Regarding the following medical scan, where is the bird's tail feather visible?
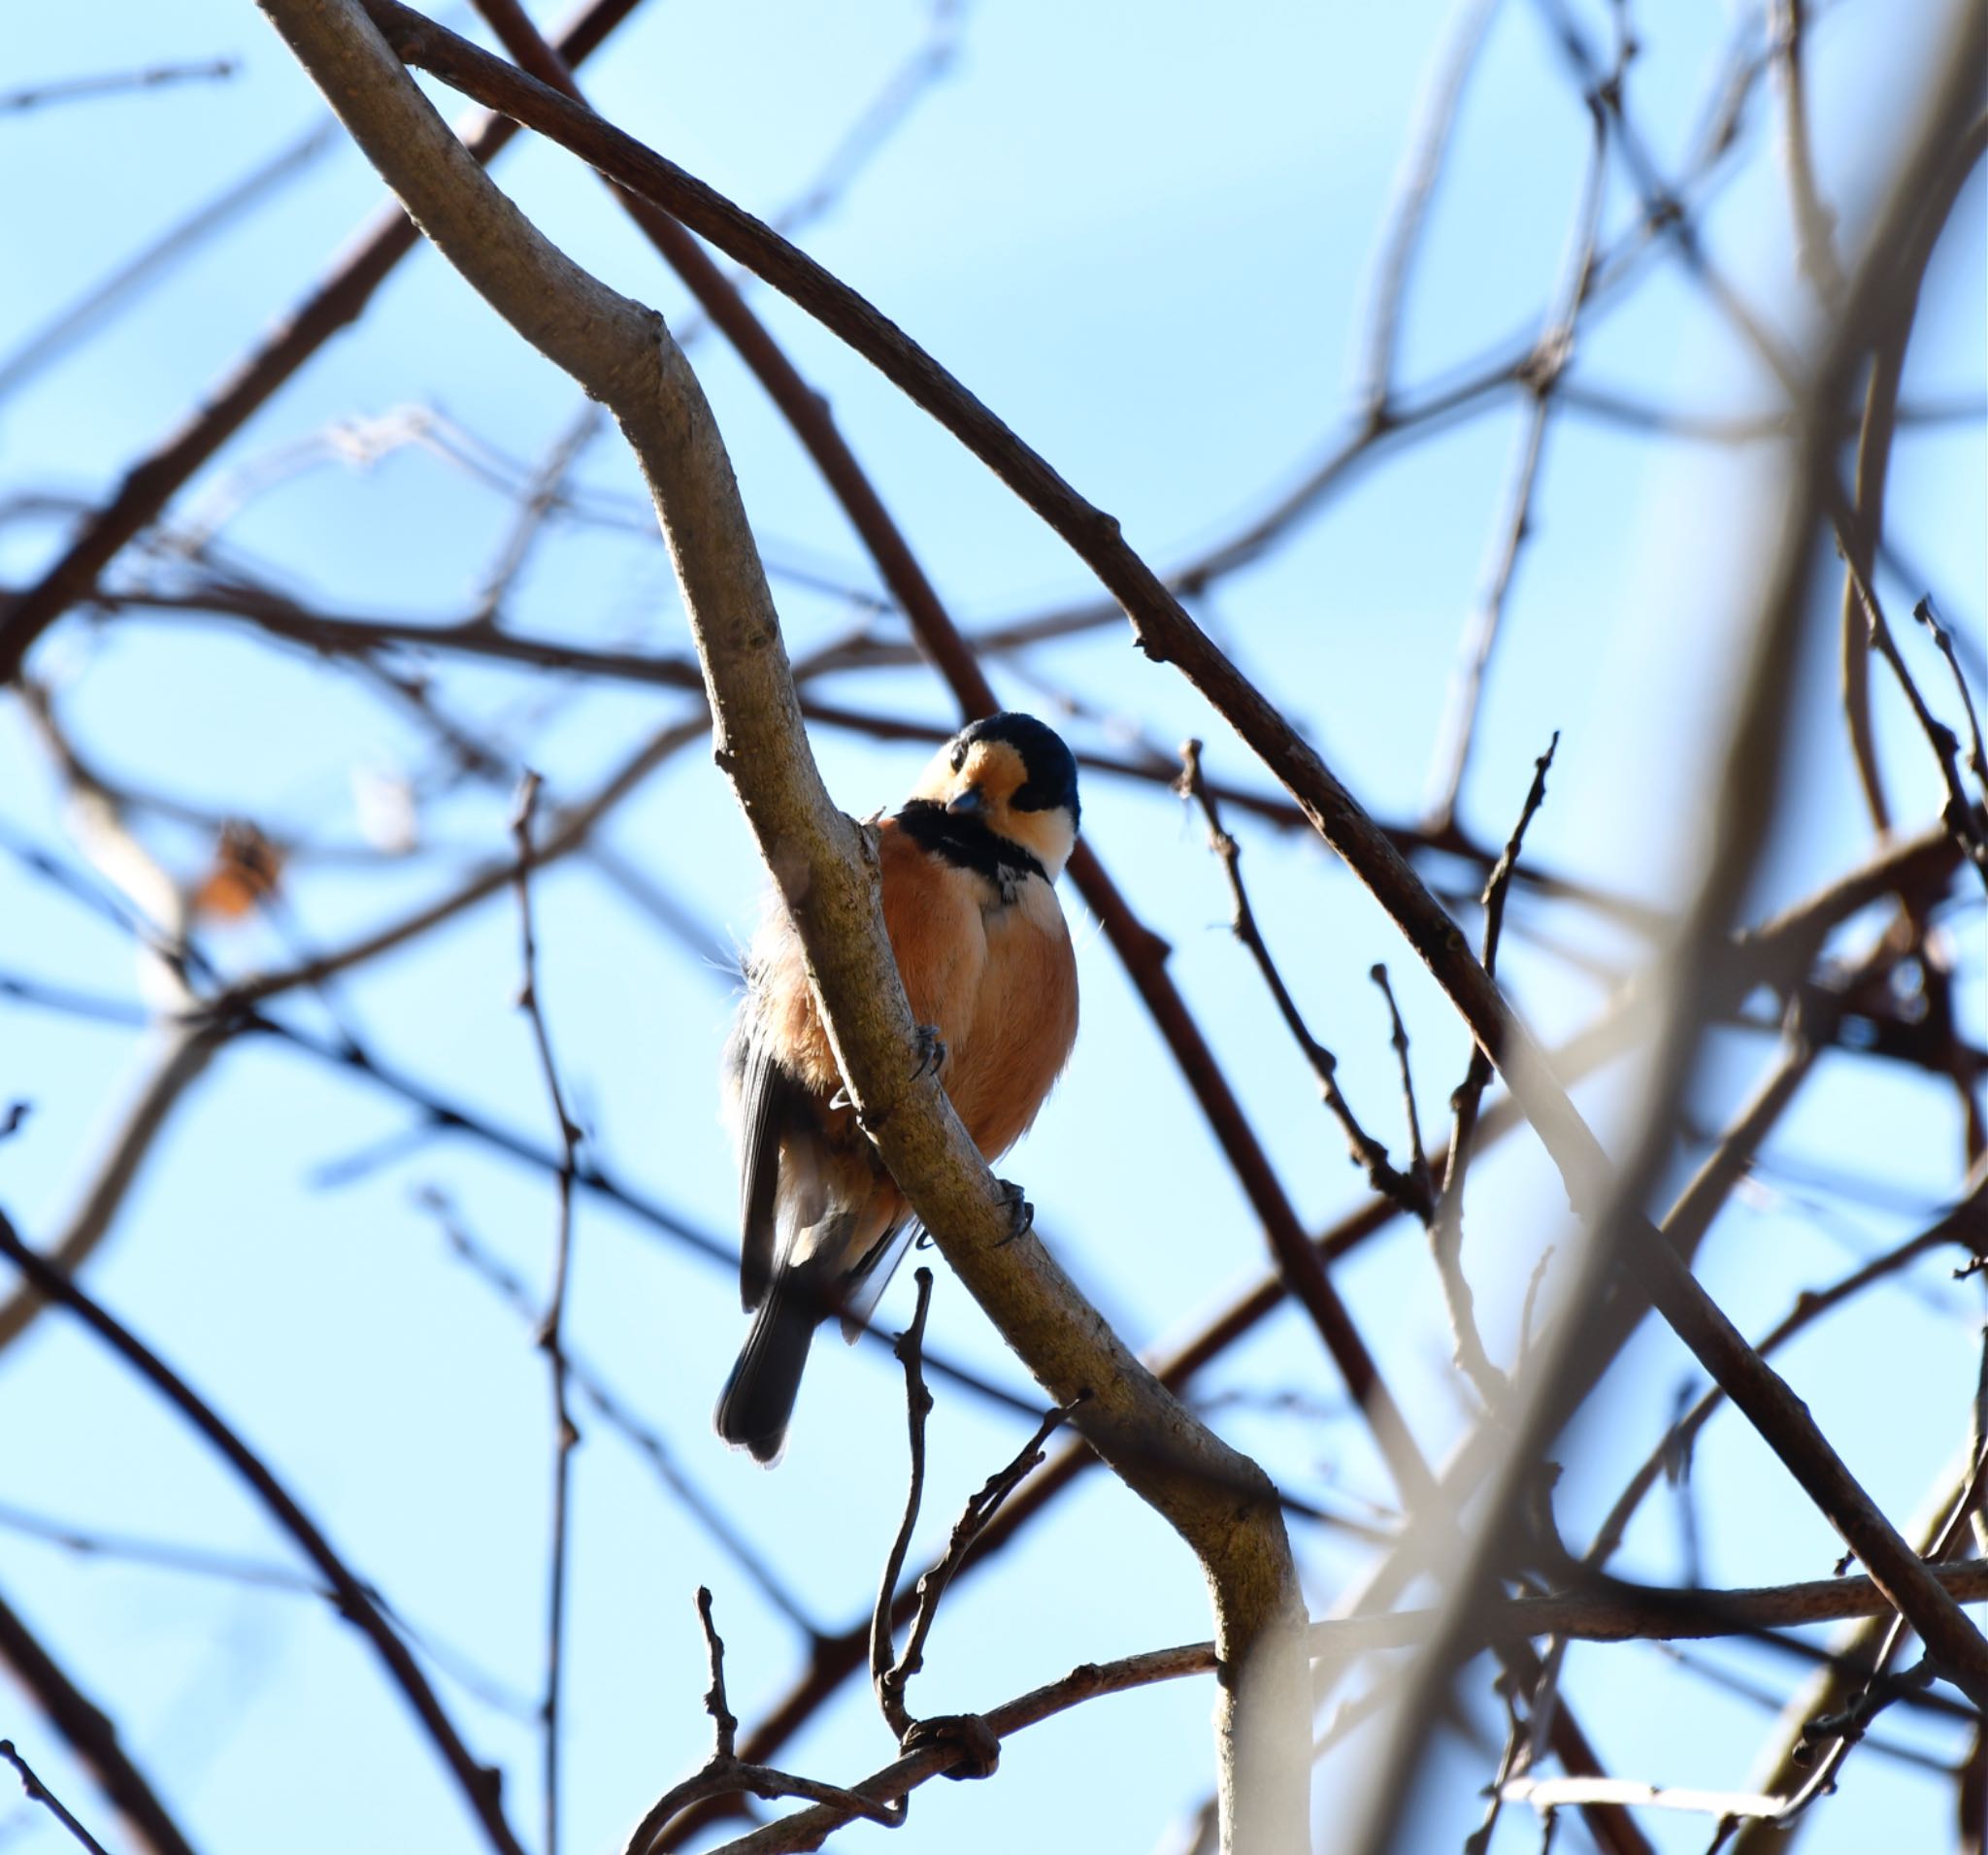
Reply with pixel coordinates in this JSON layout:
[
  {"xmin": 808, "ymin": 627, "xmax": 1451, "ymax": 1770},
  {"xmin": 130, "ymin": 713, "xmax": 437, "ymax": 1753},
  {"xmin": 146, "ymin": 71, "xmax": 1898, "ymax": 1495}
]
[{"xmin": 714, "ymin": 1271, "xmax": 821, "ymax": 1465}]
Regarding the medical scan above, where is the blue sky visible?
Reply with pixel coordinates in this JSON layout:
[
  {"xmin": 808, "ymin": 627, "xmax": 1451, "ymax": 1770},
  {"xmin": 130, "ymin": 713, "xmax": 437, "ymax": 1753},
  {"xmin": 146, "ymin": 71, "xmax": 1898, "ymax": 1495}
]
[{"xmin": 1, "ymin": 2, "xmax": 1983, "ymax": 1852}]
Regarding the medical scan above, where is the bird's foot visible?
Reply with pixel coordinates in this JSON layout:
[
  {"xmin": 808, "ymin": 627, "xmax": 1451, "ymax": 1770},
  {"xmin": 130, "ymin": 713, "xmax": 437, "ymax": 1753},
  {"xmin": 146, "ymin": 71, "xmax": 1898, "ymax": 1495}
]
[
  {"xmin": 994, "ymin": 1178, "xmax": 1034, "ymax": 1247},
  {"xmin": 911, "ymin": 1024, "xmax": 946, "ymax": 1080}
]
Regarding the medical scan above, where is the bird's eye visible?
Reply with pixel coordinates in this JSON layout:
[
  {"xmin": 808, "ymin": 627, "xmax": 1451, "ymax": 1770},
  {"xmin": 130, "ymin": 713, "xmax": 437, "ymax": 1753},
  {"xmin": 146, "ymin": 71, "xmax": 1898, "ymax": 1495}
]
[{"xmin": 949, "ymin": 743, "xmax": 968, "ymax": 774}]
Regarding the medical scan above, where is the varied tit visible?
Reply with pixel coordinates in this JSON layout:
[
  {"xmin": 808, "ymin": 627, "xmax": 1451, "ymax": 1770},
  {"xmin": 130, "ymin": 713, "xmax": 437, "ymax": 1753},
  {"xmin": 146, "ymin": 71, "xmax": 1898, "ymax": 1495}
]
[{"xmin": 715, "ymin": 712, "xmax": 1081, "ymax": 1464}]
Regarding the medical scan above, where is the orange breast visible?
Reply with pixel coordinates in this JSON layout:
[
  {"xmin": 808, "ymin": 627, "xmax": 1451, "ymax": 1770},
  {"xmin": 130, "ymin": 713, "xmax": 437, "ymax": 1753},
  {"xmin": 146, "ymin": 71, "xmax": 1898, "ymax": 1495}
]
[
  {"xmin": 746, "ymin": 820, "xmax": 1078, "ymax": 1160},
  {"xmin": 878, "ymin": 820, "xmax": 1077, "ymax": 1160}
]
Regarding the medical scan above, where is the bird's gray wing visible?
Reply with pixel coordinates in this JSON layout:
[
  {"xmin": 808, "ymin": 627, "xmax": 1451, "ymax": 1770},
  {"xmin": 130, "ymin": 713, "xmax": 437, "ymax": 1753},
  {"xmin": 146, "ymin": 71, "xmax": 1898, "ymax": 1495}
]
[{"xmin": 730, "ymin": 1019, "xmax": 806, "ymax": 1312}]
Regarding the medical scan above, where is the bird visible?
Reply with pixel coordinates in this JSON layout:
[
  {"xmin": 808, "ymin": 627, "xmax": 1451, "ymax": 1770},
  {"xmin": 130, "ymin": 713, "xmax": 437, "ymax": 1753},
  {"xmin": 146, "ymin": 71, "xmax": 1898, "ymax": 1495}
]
[{"xmin": 714, "ymin": 712, "xmax": 1081, "ymax": 1463}]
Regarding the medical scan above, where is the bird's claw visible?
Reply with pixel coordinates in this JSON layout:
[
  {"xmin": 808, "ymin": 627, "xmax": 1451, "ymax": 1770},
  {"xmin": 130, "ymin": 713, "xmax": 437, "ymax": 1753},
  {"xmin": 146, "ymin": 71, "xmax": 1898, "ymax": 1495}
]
[
  {"xmin": 994, "ymin": 1179, "xmax": 1034, "ymax": 1247},
  {"xmin": 911, "ymin": 1024, "xmax": 946, "ymax": 1081}
]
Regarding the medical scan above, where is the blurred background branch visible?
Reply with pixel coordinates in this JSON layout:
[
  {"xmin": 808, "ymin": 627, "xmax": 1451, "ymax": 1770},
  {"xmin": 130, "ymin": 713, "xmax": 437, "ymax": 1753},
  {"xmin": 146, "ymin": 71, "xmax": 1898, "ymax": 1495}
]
[{"xmin": 0, "ymin": 0, "xmax": 1980, "ymax": 1851}]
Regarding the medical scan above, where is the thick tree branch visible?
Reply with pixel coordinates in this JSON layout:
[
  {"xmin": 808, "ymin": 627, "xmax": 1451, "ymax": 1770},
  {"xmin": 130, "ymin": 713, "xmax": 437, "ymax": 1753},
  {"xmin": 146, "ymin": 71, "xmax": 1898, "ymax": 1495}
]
[
  {"xmin": 252, "ymin": 4, "xmax": 1310, "ymax": 1845},
  {"xmin": 465, "ymin": 0, "xmax": 1437, "ymax": 1508}
]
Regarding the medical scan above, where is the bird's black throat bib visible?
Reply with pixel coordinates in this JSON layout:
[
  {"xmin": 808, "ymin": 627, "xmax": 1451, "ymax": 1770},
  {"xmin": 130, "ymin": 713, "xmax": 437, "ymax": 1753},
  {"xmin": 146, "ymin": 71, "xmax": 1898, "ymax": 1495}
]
[{"xmin": 893, "ymin": 800, "xmax": 1046, "ymax": 902}]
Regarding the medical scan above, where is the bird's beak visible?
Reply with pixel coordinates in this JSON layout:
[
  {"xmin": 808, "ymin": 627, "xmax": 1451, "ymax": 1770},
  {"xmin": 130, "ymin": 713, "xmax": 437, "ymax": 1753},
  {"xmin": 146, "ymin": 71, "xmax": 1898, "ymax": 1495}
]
[{"xmin": 946, "ymin": 785, "xmax": 985, "ymax": 816}]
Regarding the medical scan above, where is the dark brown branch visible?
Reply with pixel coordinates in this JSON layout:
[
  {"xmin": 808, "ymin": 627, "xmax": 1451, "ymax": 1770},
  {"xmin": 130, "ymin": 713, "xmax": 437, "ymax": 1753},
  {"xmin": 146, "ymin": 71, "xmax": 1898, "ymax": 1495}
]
[
  {"xmin": 1176, "ymin": 740, "xmax": 1428, "ymax": 1219},
  {"xmin": 0, "ymin": 1739, "xmax": 113, "ymax": 1855},
  {"xmin": 72, "ymin": 558, "xmax": 1668, "ymax": 935},
  {"xmin": 621, "ymin": 1592, "xmax": 905, "ymax": 1855},
  {"xmin": 697, "ymin": 1587, "xmax": 740, "ymax": 1759},
  {"xmin": 0, "ymin": 0, "xmax": 650, "ymax": 685},
  {"xmin": 0, "ymin": 1581, "xmax": 200, "ymax": 1855},
  {"xmin": 0, "ymin": 1209, "xmax": 524, "ymax": 1854},
  {"xmin": 1356, "ymin": 1563, "xmax": 1988, "ymax": 1654},
  {"xmin": 871, "ymin": 1270, "xmax": 938, "ymax": 1744},
  {"xmin": 66, "ymin": 578, "xmax": 1672, "ymax": 925},
  {"xmin": 699, "ymin": 1561, "xmax": 1988, "ymax": 1855},
  {"xmin": 1366, "ymin": 964, "xmax": 1434, "ymax": 1212},
  {"xmin": 1587, "ymin": 1162, "xmax": 1988, "ymax": 1568},
  {"xmin": 889, "ymin": 1399, "xmax": 1080, "ymax": 1757}
]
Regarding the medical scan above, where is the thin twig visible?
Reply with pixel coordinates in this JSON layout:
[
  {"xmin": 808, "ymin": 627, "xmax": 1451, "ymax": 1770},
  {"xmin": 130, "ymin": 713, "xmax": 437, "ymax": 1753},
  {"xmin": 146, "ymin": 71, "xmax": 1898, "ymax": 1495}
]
[
  {"xmin": 510, "ymin": 769, "xmax": 582, "ymax": 1855},
  {"xmin": 0, "ymin": 1741, "xmax": 113, "ymax": 1855},
  {"xmin": 872, "ymin": 1269, "xmax": 938, "ymax": 1743},
  {"xmin": 1771, "ymin": 1, "xmax": 1844, "ymax": 308},
  {"xmin": 1463, "ymin": 1677, "xmax": 1527, "ymax": 1855},
  {"xmin": 697, "ymin": 1588, "xmax": 739, "ymax": 1761},
  {"xmin": 1359, "ymin": 0, "xmax": 1499, "ymax": 416},
  {"xmin": 1973, "ymin": 1323, "xmax": 1988, "ymax": 1559},
  {"xmin": 1426, "ymin": 734, "xmax": 1559, "ymax": 1400},
  {"xmin": 1914, "ymin": 596, "xmax": 1988, "ymax": 801},
  {"xmin": 889, "ymin": 1395, "xmax": 1086, "ymax": 1739},
  {"xmin": 1177, "ymin": 740, "xmax": 1429, "ymax": 1219},
  {"xmin": 470, "ymin": 405, "xmax": 604, "ymax": 626},
  {"xmin": 1366, "ymin": 965, "xmax": 1434, "ymax": 1211},
  {"xmin": 0, "ymin": 59, "xmax": 236, "ymax": 114},
  {"xmin": 1831, "ymin": 492, "xmax": 1988, "ymax": 889},
  {"xmin": 620, "ymin": 1591, "xmax": 906, "ymax": 1855},
  {"xmin": 1422, "ymin": 23, "xmax": 1609, "ymax": 827}
]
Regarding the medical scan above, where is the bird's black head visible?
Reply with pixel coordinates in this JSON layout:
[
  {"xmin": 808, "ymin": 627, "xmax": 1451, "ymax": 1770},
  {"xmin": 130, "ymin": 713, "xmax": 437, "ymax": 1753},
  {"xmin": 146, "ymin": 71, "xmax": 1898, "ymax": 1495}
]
[
  {"xmin": 906, "ymin": 711, "xmax": 1081, "ymax": 880},
  {"xmin": 948, "ymin": 712, "xmax": 1080, "ymax": 831}
]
